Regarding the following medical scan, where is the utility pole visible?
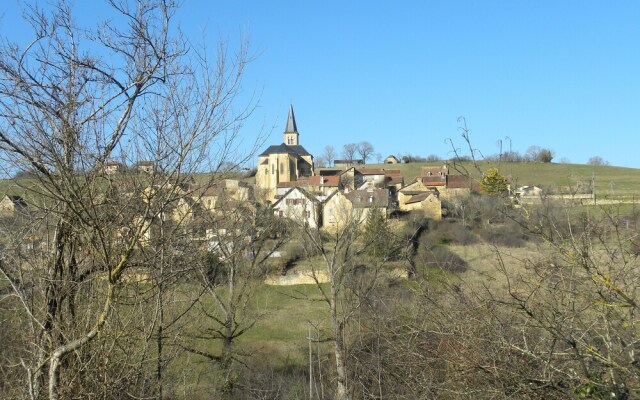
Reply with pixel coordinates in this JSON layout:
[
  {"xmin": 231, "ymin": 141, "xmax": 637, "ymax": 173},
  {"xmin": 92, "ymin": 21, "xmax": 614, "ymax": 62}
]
[
  {"xmin": 592, "ymin": 171, "xmax": 596, "ymax": 205},
  {"xmin": 308, "ymin": 322, "xmax": 314, "ymax": 399}
]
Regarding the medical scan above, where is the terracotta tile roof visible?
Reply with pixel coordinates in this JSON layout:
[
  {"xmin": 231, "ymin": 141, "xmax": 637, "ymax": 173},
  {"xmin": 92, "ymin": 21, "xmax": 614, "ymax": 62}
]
[
  {"xmin": 420, "ymin": 177, "xmax": 446, "ymax": 186},
  {"xmin": 446, "ymin": 175, "xmax": 472, "ymax": 188},
  {"xmin": 308, "ymin": 175, "xmax": 340, "ymax": 186},
  {"xmin": 405, "ymin": 192, "xmax": 437, "ymax": 204},
  {"xmin": 356, "ymin": 168, "xmax": 386, "ymax": 175},
  {"xmin": 401, "ymin": 190, "xmax": 429, "ymax": 196},
  {"xmin": 421, "ymin": 165, "xmax": 449, "ymax": 176},
  {"xmin": 385, "ymin": 176, "xmax": 404, "ymax": 187}
]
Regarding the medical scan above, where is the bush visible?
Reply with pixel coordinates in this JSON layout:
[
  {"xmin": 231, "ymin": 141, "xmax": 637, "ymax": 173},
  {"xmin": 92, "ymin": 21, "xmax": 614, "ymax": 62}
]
[
  {"xmin": 417, "ymin": 245, "xmax": 468, "ymax": 273},
  {"xmin": 538, "ymin": 148, "xmax": 554, "ymax": 163},
  {"xmin": 477, "ymin": 222, "xmax": 528, "ymax": 247},
  {"xmin": 421, "ymin": 219, "xmax": 477, "ymax": 246}
]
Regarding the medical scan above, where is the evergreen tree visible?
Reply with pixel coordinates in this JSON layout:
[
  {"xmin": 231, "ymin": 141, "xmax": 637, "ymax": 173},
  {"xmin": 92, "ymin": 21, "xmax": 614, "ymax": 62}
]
[
  {"xmin": 363, "ymin": 208, "xmax": 395, "ymax": 258},
  {"xmin": 480, "ymin": 168, "xmax": 508, "ymax": 196}
]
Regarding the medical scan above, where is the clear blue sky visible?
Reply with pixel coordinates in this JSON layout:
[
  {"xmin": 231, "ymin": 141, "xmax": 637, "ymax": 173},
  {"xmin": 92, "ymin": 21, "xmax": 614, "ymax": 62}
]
[{"xmin": 2, "ymin": 1, "xmax": 640, "ymax": 168}]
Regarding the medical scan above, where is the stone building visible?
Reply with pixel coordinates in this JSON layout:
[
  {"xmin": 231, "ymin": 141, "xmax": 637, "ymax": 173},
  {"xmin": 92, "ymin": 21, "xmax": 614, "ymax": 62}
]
[{"xmin": 255, "ymin": 105, "xmax": 314, "ymax": 202}]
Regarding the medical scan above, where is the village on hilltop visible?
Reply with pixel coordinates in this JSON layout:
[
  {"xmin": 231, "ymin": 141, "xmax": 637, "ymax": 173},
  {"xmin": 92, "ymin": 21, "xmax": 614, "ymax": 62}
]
[
  {"xmin": 0, "ymin": 105, "xmax": 513, "ymax": 236},
  {"xmin": 2, "ymin": 105, "xmax": 568, "ymax": 249},
  {"xmin": 254, "ymin": 105, "xmax": 478, "ymax": 229}
]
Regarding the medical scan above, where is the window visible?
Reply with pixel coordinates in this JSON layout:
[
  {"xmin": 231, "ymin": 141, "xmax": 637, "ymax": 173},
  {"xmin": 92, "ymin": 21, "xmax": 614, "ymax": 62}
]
[
  {"xmin": 285, "ymin": 198, "xmax": 306, "ymax": 206},
  {"xmin": 280, "ymin": 163, "xmax": 284, "ymax": 174},
  {"xmin": 271, "ymin": 164, "xmax": 275, "ymax": 174}
]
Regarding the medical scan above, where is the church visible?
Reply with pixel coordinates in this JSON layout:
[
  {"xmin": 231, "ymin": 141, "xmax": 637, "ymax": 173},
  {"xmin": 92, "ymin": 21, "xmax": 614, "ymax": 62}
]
[{"xmin": 255, "ymin": 105, "xmax": 314, "ymax": 202}]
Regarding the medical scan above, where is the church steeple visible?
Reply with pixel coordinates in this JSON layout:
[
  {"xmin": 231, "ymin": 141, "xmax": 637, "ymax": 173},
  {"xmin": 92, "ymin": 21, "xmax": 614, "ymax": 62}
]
[{"xmin": 284, "ymin": 104, "xmax": 299, "ymax": 146}]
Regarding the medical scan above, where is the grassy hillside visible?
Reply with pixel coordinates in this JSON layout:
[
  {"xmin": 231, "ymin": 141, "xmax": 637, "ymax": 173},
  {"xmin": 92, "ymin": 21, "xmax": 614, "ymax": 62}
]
[
  {"xmin": 5, "ymin": 162, "xmax": 637, "ymax": 199},
  {"xmin": 337, "ymin": 161, "xmax": 640, "ymax": 198}
]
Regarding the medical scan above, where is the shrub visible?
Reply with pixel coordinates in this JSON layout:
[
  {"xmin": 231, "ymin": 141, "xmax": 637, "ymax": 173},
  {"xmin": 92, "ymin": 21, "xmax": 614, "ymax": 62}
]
[
  {"xmin": 421, "ymin": 220, "xmax": 477, "ymax": 246},
  {"xmin": 477, "ymin": 222, "xmax": 528, "ymax": 247}
]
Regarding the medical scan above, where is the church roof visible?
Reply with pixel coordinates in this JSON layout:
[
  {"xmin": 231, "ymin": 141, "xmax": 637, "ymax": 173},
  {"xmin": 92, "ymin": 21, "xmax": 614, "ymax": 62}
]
[
  {"xmin": 258, "ymin": 143, "xmax": 311, "ymax": 157},
  {"xmin": 285, "ymin": 104, "xmax": 298, "ymax": 133}
]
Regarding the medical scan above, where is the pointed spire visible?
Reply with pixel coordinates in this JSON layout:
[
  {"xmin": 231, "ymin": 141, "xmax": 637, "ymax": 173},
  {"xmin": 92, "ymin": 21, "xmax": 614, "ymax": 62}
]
[{"xmin": 285, "ymin": 104, "xmax": 298, "ymax": 133}]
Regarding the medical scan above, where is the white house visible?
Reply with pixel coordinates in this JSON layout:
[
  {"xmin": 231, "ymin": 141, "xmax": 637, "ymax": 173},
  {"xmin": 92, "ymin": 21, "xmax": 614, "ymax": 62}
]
[{"xmin": 273, "ymin": 187, "xmax": 321, "ymax": 228}]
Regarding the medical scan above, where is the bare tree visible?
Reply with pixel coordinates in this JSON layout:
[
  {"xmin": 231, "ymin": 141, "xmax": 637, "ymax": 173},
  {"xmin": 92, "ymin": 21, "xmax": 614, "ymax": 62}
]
[
  {"xmin": 322, "ymin": 145, "xmax": 337, "ymax": 167},
  {"xmin": 314, "ymin": 156, "xmax": 328, "ymax": 168},
  {"xmin": 0, "ymin": 1, "xmax": 253, "ymax": 398},
  {"xmin": 482, "ymin": 203, "xmax": 640, "ymax": 398},
  {"xmin": 587, "ymin": 156, "xmax": 609, "ymax": 166},
  {"xmin": 182, "ymin": 204, "xmax": 290, "ymax": 396},
  {"xmin": 357, "ymin": 141, "xmax": 374, "ymax": 164},
  {"xmin": 300, "ymin": 207, "xmax": 398, "ymax": 400},
  {"xmin": 525, "ymin": 145, "xmax": 554, "ymax": 162},
  {"xmin": 525, "ymin": 145, "xmax": 542, "ymax": 162},
  {"xmin": 342, "ymin": 143, "xmax": 358, "ymax": 163}
]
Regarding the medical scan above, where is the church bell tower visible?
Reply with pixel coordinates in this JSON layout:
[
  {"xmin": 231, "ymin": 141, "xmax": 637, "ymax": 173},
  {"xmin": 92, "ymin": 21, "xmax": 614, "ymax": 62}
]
[{"xmin": 283, "ymin": 104, "xmax": 299, "ymax": 145}]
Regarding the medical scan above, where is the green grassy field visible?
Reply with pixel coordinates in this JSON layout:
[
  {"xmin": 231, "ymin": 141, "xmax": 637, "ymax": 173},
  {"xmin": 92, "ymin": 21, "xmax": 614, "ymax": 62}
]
[{"xmin": 337, "ymin": 160, "xmax": 640, "ymax": 198}]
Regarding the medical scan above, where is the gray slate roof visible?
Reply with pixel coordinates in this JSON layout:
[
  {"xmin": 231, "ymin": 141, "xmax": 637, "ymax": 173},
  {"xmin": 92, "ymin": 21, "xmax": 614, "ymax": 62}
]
[
  {"xmin": 285, "ymin": 104, "xmax": 298, "ymax": 133},
  {"xmin": 258, "ymin": 143, "xmax": 311, "ymax": 157}
]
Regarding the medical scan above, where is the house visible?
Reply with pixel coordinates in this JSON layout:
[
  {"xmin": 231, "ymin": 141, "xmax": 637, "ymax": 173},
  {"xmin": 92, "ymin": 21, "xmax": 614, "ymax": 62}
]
[
  {"xmin": 408, "ymin": 165, "xmax": 476, "ymax": 206},
  {"xmin": 275, "ymin": 179, "xmax": 309, "ymax": 198},
  {"xmin": 102, "ymin": 161, "xmax": 123, "ymax": 175},
  {"xmin": 515, "ymin": 185, "xmax": 544, "ymax": 204},
  {"xmin": 384, "ymin": 172, "xmax": 404, "ymax": 192},
  {"xmin": 308, "ymin": 175, "xmax": 341, "ymax": 198},
  {"xmin": 439, "ymin": 175, "xmax": 474, "ymax": 202},
  {"xmin": 271, "ymin": 174, "xmax": 342, "ymax": 202},
  {"xmin": 322, "ymin": 191, "xmax": 355, "ymax": 232},
  {"xmin": 355, "ymin": 168, "xmax": 387, "ymax": 187},
  {"xmin": 255, "ymin": 105, "xmax": 315, "ymax": 202},
  {"xmin": 338, "ymin": 167, "xmax": 357, "ymax": 190},
  {"xmin": 136, "ymin": 161, "xmax": 155, "ymax": 174},
  {"xmin": 322, "ymin": 188, "xmax": 389, "ymax": 232},
  {"xmin": 516, "ymin": 185, "xmax": 543, "ymax": 197},
  {"xmin": 273, "ymin": 187, "xmax": 321, "ymax": 228},
  {"xmin": 421, "ymin": 165, "xmax": 449, "ymax": 177},
  {"xmin": 384, "ymin": 155, "xmax": 400, "ymax": 164},
  {"xmin": 399, "ymin": 190, "xmax": 442, "ymax": 219},
  {"xmin": 0, "ymin": 194, "xmax": 27, "ymax": 216},
  {"xmin": 398, "ymin": 179, "xmax": 433, "ymax": 207},
  {"xmin": 194, "ymin": 179, "xmax": 252, "ymax": 212},
  {"xmin": 345, "ymin": 188, "xmax": 390, "ymax": 213}
]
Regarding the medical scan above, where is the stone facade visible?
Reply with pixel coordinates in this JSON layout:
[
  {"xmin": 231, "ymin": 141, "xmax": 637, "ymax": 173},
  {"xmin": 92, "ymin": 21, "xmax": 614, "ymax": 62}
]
[{"xmin": 255, "ymin": 105, "xmax": 314, "ymax": 202}]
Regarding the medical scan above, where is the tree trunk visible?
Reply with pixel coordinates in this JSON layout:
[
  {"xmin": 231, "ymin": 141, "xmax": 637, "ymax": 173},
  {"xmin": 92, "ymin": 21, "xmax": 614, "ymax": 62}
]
[{"xmin": 331, "ymin": 278, "xmax": 349, "ymax": 400}]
